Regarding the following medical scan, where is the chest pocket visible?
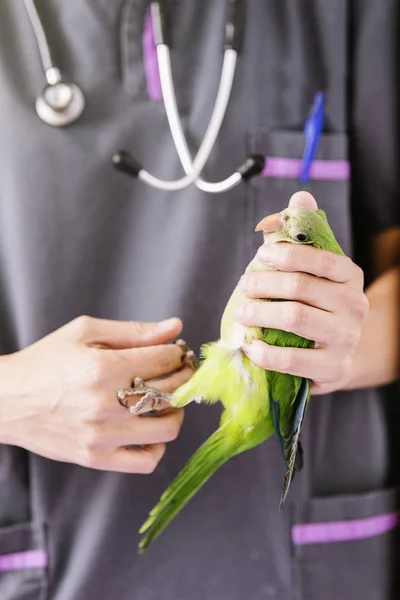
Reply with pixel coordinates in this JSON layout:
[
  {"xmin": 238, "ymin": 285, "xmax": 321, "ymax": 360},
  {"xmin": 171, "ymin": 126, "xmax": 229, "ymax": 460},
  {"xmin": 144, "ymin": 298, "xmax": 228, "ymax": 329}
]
[
  {"xmin": 0, "ymin": 522, "xmax": 48, "ymax": 600},
  {"xmin": 245, "ymin": 129, "xmax": 351, "ymax": 260},
  {"xmin": 291, "ymin": 485, "xmax": 400, "ymax": 600}
]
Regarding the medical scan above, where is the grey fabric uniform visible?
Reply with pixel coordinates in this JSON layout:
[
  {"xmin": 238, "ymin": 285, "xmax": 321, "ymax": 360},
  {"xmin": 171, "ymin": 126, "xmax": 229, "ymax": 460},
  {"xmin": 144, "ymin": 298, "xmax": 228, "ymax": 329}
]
[{"xmin": 0, "ymin": 1, "xmax": 400, "ymax": 599}]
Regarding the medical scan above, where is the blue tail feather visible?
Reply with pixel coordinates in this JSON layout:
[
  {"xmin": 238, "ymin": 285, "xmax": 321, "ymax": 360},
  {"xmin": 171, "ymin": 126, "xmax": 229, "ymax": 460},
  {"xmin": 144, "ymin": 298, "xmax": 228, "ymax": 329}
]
[{"xmin": 279, "ymin": 378, "xmax": 310, "ymax": 508}]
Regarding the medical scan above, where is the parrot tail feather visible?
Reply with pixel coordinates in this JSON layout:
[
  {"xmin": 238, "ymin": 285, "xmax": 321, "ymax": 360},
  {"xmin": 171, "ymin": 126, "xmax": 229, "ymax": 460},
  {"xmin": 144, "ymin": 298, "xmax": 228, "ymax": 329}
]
[
  {"xmin": 138, "ymin": 419, "xmax": 245, "ymax": 551},
  {"xmin": 271, "ymin": 400, "xmax": 304, "ymax": 475},
  {"xmin": 270, "ymin": 399, "xmax": 284, "ymax": 457},
  {"xmin": 279, "ymin": 378, "xmax": 310, "ymax": 508}
]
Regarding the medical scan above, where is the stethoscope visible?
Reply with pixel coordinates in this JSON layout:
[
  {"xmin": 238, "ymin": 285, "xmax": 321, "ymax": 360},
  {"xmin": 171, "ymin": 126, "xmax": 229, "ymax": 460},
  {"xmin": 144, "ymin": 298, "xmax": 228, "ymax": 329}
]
[
  {"xmin": 22, "ymin": 0, "xmax": 86, "ymax": 127},
  {"xmin": 113, "ymin": 1, "xmax": 266, "ymax": 192},
  {"xmin": 23, "ymin": 0, "xmax": 324, "ymax": 192}
]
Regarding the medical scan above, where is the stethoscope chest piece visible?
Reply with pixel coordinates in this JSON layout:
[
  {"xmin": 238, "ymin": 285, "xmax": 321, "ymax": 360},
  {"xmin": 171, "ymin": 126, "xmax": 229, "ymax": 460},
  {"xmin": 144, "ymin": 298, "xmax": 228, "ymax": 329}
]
[{"xmin": 36, "ymin": 81, "xmax": 85, "ymax": 127}]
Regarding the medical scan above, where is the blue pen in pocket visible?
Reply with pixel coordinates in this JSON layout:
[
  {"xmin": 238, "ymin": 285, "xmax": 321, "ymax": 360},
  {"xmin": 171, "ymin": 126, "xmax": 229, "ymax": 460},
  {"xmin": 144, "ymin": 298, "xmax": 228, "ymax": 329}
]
[{"xmin": 299, "ymin": 92, "xmax": 325, "ymax": 183}]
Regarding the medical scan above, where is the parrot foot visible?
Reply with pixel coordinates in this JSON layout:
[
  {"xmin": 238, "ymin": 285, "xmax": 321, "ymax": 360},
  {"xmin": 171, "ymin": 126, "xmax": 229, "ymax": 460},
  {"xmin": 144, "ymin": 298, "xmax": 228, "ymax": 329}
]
[
  {"xmin": 174, "ymin": 339, "xmax": 200, "ymax": 371},
  {"xmin": 117, "ymin": 377, "xmax": 172, "ymax": 415}
]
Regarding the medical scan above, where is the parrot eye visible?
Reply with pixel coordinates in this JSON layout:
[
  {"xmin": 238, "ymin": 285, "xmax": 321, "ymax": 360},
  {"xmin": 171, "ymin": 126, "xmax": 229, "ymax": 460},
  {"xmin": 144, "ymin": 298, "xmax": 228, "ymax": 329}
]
[{"xmin": 295, "ymin": 232, "xmax": 308, "ymax": 242}]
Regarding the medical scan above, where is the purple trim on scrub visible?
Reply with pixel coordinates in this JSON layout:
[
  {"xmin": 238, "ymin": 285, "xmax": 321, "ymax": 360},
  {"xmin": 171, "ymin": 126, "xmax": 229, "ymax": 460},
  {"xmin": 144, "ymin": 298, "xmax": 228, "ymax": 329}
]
[
  {"xmin": 142, "ymin": 8, "xmax": 162, "ymax": 100},
  {"xmin": 292, "ymin": 512, "xmax": 400, "ymax": 545},
  {"xmin": 0, "ymin": 550, "xmax": 47, "ymax": 572},
  {"xmin": 262, "ymin": 157, "xmax": 350, "ymax": 181}
]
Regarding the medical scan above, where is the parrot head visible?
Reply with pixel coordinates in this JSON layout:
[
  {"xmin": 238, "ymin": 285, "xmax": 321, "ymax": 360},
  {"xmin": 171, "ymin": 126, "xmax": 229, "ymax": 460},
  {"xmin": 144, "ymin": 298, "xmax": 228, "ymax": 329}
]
[{"xmin": 255, "ymin": 206, "xmax": 341, "ymax": 252}]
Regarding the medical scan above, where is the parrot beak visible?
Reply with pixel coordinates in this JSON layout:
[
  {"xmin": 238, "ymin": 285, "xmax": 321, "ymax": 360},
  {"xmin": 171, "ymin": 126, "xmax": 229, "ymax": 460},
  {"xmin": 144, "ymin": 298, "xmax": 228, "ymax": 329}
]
[{"xmin": 255, "ymin": 213, "xmax": 285, "ymax": 233}]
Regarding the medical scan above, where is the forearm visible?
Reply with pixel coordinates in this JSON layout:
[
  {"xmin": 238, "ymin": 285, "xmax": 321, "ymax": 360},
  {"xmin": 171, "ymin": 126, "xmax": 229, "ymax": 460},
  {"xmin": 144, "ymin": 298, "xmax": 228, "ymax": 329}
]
[
  {"xmin": 343, "ymin": 266, "xmax": 400, "ymax": 390},
  {"xmin": 0, "ymin": 353, "xmax": 18, "ymax": 445}
]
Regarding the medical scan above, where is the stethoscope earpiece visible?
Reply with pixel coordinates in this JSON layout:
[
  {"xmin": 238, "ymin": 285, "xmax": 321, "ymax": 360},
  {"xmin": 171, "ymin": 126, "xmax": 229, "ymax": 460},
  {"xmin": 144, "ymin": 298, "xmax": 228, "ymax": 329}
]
[
  {"xmin": 112, "ymin": 151, "xmax": 143, "ymax": 178},
  {"xmin": 238, "ymin": 155, "xmax": 266, "ymax": 180}
]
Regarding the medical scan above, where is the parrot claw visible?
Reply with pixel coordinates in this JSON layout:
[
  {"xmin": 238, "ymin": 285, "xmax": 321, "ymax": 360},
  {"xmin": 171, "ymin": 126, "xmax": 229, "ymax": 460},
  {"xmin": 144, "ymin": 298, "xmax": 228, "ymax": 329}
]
[
  {"xmin": 117, "ymin": 377, "xmax": 172, "ymax": 415},
  {"xmin": 117, "ymin": 340, "xmax": 199, "ymax": 415},
  {"xmin": 174, "ymin": 339, "xmax": 200, "ymax": 371}
]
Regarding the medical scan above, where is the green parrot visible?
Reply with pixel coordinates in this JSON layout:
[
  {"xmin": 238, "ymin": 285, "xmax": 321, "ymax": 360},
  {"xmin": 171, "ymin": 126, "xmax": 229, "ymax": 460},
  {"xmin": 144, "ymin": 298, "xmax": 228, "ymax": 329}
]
[{"xmin": 119, "ymin": 205, "xmax": 344, "ymax": 551}]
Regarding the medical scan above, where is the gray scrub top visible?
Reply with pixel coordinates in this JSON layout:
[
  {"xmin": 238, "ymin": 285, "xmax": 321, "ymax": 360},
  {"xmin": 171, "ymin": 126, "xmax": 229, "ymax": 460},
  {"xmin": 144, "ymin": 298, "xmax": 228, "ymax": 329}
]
[{"xmin": 1, "ymin": 1, "xmax": 400, "ymax": 599}]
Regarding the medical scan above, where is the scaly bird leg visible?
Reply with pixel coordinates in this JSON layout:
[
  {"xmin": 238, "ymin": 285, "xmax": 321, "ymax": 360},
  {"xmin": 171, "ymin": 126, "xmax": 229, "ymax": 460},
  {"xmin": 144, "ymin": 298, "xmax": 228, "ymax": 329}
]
[
  {"xmin": 174, "ymin": 339, "xmax": 200, "ymax": 371},
  {"xmin": 117, "ymin": 339, "xmax": 199, "ymax": 414},
  {"xmin": 117, "ymin": 377, "xmax": 172, "ymax": 415}
]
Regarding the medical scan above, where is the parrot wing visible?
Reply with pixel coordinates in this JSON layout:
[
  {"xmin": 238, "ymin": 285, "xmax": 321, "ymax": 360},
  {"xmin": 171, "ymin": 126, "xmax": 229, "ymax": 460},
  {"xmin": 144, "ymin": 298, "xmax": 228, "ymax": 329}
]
[
  {"xmin": 275, "ymin": 377, "xmax": 310, "ymax": 508},
  {"xmin": 262, "ymin": 322, "xmax": 312, "ymax": 508}
]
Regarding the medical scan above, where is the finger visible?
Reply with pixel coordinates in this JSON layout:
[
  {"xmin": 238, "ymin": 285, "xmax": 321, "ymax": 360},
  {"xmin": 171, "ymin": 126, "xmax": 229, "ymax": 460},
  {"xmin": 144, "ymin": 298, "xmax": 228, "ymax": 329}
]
[
  {"xmin": 257, "ymin": 243, "xmax": 364, "ymax": 288},
  {"xmin": 112, "ymin": 408, "xmax": 185, "ymax": 446},
  {"xmin": 146, "ymin": 366, "xmax": 194, "ymax": 395},
  {"xmin": 288, "ymin": 191, "xmax": 318, "ymax": 211},
  {"xmin": 69, "ymin": 315, "xmax": 183, "ymax": 348},
  {"xmin": 96, "ymin": 444, "xmax": 166, "ymax": 474},
  {"xmin": 311, "ymin": 381, "xmax": 334, "ymax": 395},
  {"xmin": 241, "ymin": 340, "xmax": 350, "ymax": 384},
  {"xmin": 235, "ymin": 300, "xmax": 346, "ymax": 348},
  {"xmin": 118, "ymin": 344, "xmax": 186, "ymax": 381},
  {"xmin": 240, "ymin": 270, "xmax": 364, "ymax": 316}
]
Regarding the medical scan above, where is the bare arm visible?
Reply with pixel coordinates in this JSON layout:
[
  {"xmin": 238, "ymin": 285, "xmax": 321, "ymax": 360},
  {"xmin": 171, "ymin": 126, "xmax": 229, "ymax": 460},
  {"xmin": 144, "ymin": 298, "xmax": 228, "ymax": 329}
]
[
  {"xmin": 343, "ymin": 226, "xmax": 400, "ymax": 390},
  {"xmin": 344, "ymin": 265, "xmax": 400, "ymax": 390}
]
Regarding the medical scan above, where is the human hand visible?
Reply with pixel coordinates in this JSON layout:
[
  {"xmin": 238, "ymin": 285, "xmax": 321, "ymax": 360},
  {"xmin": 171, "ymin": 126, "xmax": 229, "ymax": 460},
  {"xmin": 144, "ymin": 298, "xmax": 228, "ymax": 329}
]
[
  {"xmin": 0, "ymin": 316, "xmax": 192, "ymax": 472},
  {"xmin": 236, "ymin": 192, "xmax": 369, "ymax": 395}
]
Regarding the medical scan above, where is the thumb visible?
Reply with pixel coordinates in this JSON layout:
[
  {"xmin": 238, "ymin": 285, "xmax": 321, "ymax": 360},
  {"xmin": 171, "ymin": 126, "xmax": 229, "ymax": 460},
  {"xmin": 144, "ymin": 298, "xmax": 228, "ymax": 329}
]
[
  {"xmin": 72, "ymin": 316, "xmax": 183, "ymax": 349},
  {"xmin": 288, "ymin": 191, "xmax": 318, "ymax": 211}
]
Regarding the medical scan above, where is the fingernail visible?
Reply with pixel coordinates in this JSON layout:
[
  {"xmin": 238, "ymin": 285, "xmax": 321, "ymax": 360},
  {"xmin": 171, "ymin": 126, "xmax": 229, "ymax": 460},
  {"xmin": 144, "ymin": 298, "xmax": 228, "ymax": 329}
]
[
  {"xmin": 157, "ymin": 317, "xmax": 178, "ymax": 330},
  {"xmin": 258, "ymin": 243, "xmax": 276, "ymax": 265}
]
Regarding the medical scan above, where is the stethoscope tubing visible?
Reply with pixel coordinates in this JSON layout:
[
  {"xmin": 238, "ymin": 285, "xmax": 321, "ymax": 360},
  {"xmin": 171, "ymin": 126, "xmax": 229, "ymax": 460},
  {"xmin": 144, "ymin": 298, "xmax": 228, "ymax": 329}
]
[
  {"xmin": 113, "ymin": 0, "xmax": 265, "ymax": 192},
  {"xmin": 22, "ymin": 0, "xmax": 265, "ymax": 190}
]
